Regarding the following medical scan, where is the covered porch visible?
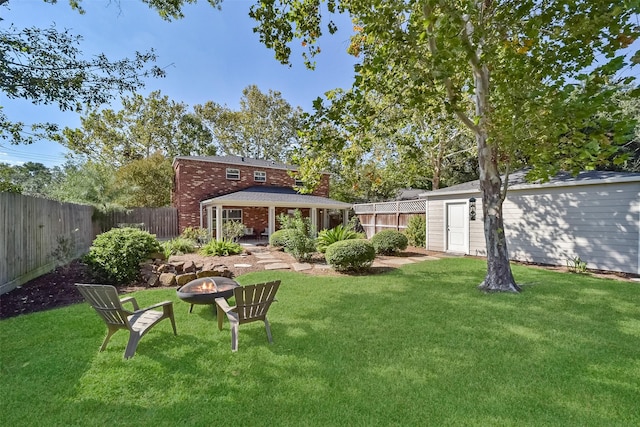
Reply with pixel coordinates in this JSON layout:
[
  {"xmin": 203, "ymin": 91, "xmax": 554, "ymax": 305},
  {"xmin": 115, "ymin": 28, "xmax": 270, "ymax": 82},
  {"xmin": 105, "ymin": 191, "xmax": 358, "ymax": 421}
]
[{"xmin": 199, "ymin": 186, "xmax": 352, "ymax": 240}]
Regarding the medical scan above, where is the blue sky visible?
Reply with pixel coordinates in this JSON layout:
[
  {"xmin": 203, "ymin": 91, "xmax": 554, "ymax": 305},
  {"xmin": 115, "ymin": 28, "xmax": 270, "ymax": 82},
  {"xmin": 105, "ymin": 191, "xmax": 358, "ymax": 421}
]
[{"xmin": 0, "ymin": 0, "xmax": 358, "ymax": 167}]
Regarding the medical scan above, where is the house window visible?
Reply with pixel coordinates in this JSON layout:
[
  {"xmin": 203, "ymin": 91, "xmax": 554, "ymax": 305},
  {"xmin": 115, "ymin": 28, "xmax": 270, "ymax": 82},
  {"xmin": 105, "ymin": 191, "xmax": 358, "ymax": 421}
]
[
  {"xmin": 212, "ymin": 209, "xmax": 243, "ymax": 225},
  {"xmin": 254, "ymin": 171, "xmax": 267, "ymax": 182},
  {"xmin": 226, "ymin": 168, "xmax": 240, "ymax": 180}
]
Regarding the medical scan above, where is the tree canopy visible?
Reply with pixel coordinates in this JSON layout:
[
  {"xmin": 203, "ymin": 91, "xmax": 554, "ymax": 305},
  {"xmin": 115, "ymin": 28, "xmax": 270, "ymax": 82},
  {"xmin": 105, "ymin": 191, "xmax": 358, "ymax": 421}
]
[
  {"xmin": 194, "ymin": 85, "xmax": 303, "ymax": 163},
  {"xmin": 247, "ymin": 0, "xmax": 639, "ymax": 291},
  {"xmin": 0, "ymin": 0, "xmax": 166, "ymax": 144},
  {"xmin": 61, "ymin": 90, "xmax": 215, "ymax": 167}
]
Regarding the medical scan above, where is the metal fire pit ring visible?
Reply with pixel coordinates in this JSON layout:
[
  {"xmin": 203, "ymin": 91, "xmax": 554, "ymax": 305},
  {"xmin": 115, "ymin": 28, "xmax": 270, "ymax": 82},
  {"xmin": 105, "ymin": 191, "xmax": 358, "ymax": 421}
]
[{"xmin": 176, "ymin": 276, "xmax": 240, "ymax": 313}]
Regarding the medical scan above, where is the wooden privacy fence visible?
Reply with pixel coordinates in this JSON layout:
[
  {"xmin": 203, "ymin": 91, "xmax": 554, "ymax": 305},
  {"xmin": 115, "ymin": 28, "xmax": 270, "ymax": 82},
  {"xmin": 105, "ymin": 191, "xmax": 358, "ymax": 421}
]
[
  {"xmin": 0, "ymin": 193, "xmax": 94, "ymax": 295},
  {"xmin": 1, "ymin": 194, "xmax": 179, "ymax": 295},
  {"xmin": 93, "ymin": 207, "xmax": 178, "ymax": 239},
  {"xmin": 353, "ymin": 199, "xmax": 426, "ymax": 238}
]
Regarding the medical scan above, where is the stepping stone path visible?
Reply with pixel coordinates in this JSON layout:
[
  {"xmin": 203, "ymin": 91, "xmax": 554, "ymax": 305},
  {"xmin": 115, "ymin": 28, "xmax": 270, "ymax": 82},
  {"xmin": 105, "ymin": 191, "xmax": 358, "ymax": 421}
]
[
  {"xmin": 377, "ymin": 257, "xmax": 417, "ymax": 266},
  {"xmin": 254, "ymin": 253, "xmax": 277, "ymax": 259},
  {"xmin": 230, "ymin": 248, "xmax": 440, "ymax": 274},
  {"xmin": 264, "ymin": 263, "xmax": 291, "ymax": 270},
  {"xmin": 292, "ymin": 263, "xmax": 312, "ymax": 272}
]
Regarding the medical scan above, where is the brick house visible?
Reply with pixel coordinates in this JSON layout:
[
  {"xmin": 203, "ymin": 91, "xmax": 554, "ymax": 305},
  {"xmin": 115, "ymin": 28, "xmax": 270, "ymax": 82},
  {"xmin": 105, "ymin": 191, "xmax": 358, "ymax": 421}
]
[{"xmin": 172, "ymin": 155, "xmax": 352, "ymax": 239}]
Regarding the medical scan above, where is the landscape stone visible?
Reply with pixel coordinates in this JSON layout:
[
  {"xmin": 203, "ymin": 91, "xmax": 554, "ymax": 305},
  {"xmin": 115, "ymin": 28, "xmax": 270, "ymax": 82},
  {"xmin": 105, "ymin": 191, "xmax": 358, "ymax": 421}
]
[
  {"xmin": 234, "ymin": 264, "xmax": 253, "ymax": 268},
  {"xmin": 183, "ymin": 260, "xmax": 197, "ymax": 273},
  {"xmin": 197, "ymin": 270, "xmax": 220, "ymax": 278},
  {"xmin": 159, "ymin": 273, "xmax": 177, "ymax": 287},
  {"xmin": 264, "ymin": 263, "xmax": 291, "ymax": 270},
  {"xmin": 157, "ymin": 263, "xmax": 175, "ymax": 273},
  {"xmin": 147, "ymin": 273, "xmax": 160, "ymax": 287},
  {"xmin": 377, "ymin": 257, "xmax": 415, "ymax": 265},
  {"xmin": 292, "ymin": 263, "xmax": 312, "ymax": 271},
  {"xmin": 176, "ymin": 273, "xmax": 197, "ymax": 286}
]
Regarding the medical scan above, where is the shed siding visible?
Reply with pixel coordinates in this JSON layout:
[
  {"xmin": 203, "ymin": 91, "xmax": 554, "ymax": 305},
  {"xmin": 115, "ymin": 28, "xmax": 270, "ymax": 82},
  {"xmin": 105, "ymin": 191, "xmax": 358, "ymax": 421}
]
[
  {"xmin": 503, "ymin": 182, "xmax": 639, "ymax": 274},
  {"xmin": 425, "ymin": 180, "xmax": 639, "ymax": 274}
]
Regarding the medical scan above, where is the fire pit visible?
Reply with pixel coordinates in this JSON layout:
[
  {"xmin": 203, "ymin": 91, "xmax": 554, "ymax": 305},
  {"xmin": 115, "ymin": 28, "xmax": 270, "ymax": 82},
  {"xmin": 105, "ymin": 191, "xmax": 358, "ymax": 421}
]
[{"xmin": 176, "ymin": 277, "xmax": 240, "ymax": 313}]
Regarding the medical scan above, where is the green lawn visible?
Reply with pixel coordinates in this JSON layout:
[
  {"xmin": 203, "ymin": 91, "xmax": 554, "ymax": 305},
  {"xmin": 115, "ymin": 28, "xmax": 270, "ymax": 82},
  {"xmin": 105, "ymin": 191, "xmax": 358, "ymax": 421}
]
[{"xmin": 1, "ymin": 258, "xmax": 639, "ymax": 426}]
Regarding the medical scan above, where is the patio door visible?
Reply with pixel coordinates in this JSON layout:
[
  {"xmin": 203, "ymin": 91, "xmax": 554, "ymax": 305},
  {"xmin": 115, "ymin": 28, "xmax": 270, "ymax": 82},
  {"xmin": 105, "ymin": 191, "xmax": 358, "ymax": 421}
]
[{"xmin": 446, "ymin": 202, "xmax": 467, "ymax": 253}]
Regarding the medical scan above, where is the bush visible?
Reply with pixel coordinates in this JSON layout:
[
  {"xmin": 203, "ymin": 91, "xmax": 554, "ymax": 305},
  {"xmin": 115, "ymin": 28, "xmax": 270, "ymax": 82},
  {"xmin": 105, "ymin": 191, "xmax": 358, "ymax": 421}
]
[
  {"xmin": 199, "ymin": 239, "xmax": 243, "ymax": 256},
  {"xmin": 316, "ymin": 224, "xmax": 365, "ymax": 253},
  {"xmin": 162, "ymin": 237, "xmax": 197, "ymax": 257},
  {"xmin": 371, "ymin": 230, "xmax": 408, "ymax": 255},
  {"xmin": 222, "ymin": 221, "xmax": 246, "ymax": 242},
  {"xmin": 180, "ymin": 226, "xmax": 210, "ymax": 245},
  {"xmin": 269, "ymin": 229, "xmax": 296, "ymax": 248},
  {"xmin": 85, "ymin": 227, "xmax": 162, "ymax": 285},
  {"xmin": 404, "ymin": 215, "xmax": 426, "ymax": 247},
  {"xmin": 325, "ymin": 239, "xmax": 376, "ymax": 272},
  {"xmin": 275, "ymin": 209, "xmax": 317, "ymax": 261},
  {"xmin": 285, "ymin": 231, "xmax": 317, "ymax": 262}
]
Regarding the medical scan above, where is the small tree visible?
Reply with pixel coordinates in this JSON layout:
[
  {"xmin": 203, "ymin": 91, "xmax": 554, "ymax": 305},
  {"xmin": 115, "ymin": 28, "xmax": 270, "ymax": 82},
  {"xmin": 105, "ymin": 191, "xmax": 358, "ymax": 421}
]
[
  {"xmin": 405, "ymin": 215, "xmax": 426, "ymax": 248},
  {"xmin": 222, "ymin": 221, "xmax": 246, "ymax": 242},
  {"xmin": 277, "ymin": 209, "xmax": 317, "ymax": 261}
]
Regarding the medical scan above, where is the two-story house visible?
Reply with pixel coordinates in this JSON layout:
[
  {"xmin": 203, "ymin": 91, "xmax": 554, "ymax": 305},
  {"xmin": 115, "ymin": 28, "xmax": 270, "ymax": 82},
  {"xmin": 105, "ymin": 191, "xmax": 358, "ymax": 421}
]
[{"xmin": 172, "ymin": 155, "xmax": 352, "ymax": 239}]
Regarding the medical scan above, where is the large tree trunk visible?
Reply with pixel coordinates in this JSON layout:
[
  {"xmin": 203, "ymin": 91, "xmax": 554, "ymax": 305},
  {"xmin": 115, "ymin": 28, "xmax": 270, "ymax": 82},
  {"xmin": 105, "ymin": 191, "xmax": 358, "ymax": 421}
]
[
  {"xmin": 476, "ymin": 136, "xmax": 520, "ymax": 292},
  {"xmin": 473, "ymin": 63, "xmax": 520, "ymax": 293}
]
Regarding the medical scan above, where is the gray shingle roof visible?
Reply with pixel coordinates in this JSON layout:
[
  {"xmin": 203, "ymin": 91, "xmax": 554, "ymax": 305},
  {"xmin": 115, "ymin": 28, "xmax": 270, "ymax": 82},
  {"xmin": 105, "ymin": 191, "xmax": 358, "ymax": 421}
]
[
  {"xmin": 173, "ymin": 155, "xmax": 297, "ymax": 171},
  {"xmin": 201, "ymin": 186, "xmax": 352, "ymax": 209},
  {"xmin": 420, "ymin": 169, "xmax": 640, "ymax": 197}
]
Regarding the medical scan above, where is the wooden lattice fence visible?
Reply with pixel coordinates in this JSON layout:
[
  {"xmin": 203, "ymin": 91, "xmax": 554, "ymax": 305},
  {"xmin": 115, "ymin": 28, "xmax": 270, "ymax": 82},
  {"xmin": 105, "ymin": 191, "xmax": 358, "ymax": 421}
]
[{"xmin": 353, "ymin": 199, "xmax": 426, "ymax": 238}]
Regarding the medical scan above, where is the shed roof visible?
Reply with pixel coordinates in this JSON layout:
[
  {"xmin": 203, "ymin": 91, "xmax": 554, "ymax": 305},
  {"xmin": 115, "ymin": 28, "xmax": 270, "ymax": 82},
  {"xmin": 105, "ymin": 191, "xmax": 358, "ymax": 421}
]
[
  {"xmin": 420, "ymin": 170, "xmax": 640, "ymax": 197},
  {"xmin": 201, "ymin": 186, "xmax": 352, "ymax": 209}
]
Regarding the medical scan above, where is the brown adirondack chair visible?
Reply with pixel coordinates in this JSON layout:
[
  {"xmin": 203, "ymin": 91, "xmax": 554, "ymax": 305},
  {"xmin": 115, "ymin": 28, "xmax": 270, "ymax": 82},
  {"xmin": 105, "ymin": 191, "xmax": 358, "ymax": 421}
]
[
  {"xmin": 215, "ymin": 280, "xmax": 280, "ymax": 352},
  {"xmin": 76, "ymin": 284, "xmax": 177, "ymax": 359}
]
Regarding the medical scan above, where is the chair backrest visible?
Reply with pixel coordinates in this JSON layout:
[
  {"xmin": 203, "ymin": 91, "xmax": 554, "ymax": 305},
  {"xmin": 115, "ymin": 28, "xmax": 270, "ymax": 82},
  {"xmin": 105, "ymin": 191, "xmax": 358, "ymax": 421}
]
[
  {"xmin": 76, "ymin": 284, "xmax": 130, "ymax": 328},
  {"xmin": 233, "ymin": 281, "xmax": 280, "ymax": 325}
]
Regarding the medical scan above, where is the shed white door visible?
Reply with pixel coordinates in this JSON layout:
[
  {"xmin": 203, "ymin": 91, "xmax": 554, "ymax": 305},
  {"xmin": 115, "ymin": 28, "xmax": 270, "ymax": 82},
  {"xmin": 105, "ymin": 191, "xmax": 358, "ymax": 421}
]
[{"xmin": 446, "ymin": 203, "xmax": 467, "ymax": 253}]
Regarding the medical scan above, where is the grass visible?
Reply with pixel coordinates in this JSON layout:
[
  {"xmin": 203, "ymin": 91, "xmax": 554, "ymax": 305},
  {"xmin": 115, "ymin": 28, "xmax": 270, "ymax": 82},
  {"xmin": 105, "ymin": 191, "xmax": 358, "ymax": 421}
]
[{"xmin": 2, "ymin": 258, "xmax": 640, "ymax": 426}]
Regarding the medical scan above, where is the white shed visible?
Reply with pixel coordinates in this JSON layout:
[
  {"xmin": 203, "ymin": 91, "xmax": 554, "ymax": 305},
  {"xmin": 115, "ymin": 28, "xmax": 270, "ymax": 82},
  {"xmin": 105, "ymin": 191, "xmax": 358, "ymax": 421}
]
[{"xmin": 420, "ymin": 170, "xmax": 640, "ymax": 275}]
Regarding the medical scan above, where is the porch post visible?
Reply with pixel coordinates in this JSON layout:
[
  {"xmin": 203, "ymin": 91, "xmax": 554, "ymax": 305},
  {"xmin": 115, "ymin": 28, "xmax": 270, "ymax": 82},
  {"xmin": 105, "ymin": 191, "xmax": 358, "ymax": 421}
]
[
  {"xmin": 343, "ymin": 209, "xmax": 349, "ymax": 227},
  {"xmin": 215, "ymin": 205, "xmax": 223, "ymax": 241},
  {"xmin": 311, "ymin": 208, "xmax": 318, "ymax": 236},
  {"xmin": 206, "ymin": 206, "xmax": 213, "ymax": 237},
  {"xmin": 268, "ymin": 206, "xmax": 276, "ymax": 238},
  {"xmin": 323, "ymin": 209, "xmax": 330, "ymax": 230}
]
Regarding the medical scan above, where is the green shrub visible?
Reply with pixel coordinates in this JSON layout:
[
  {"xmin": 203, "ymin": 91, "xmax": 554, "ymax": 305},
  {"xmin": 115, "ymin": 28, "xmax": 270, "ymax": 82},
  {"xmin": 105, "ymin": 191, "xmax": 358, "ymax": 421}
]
[
  {"xmin": 199, "ymin": 239, "xmax": 243, "ymax": 256},
  {"xmin": 371, "ymin": 230, "xmax": 409, "ymax": 255},
  {"xmin": 316, "ymin": 224, "xmax": 365, "ymax": 253},
  {"xmin": 404, "ymin": 215, "xmax": 426, "ymax": 247},
  {"xmin": 285, "ymin": 231, "xmax": 317, "ymax": 262},
  {"xmin": 162, "ymin": 237, "xmax": 197, "ymax": 257},
  {"xmin": 222, "ymin": 221, "xmax": 246, "ymax": 242},
  {"xmin": 180, "ymin": 226, "xmax": 210, "ymax": 245},
  {"xmin": 275, "ymin": 209, "xmax": 317, "ymax": 261},
  {"xmin": 269, "ymin": 229, "xmax": 296, "ymax": 247},
  {"xmin": 85, "ymin": 227, "xmax": 162, "ymax": 284},
  {"xmin": 325, "ymin": 239, "xmax": 376, "ymax": 272}
]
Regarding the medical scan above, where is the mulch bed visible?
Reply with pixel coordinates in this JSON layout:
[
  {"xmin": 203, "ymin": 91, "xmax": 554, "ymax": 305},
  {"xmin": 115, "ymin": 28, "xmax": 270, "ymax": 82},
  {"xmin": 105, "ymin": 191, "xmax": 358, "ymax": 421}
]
[{"xmin": 0, "ymin": 260, "xmax": 100, "ymax": 320}]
